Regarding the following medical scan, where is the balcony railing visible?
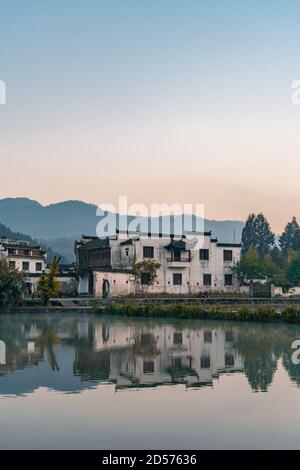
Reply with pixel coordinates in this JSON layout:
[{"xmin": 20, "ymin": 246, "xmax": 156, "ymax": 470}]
[{"xmin": 166, "ymin": 257, "xmax": 191, "ymax": 263}]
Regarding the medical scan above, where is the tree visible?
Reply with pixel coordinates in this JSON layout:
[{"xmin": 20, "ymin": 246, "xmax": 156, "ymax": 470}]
[
  {"xmin": 241, "ymin": 214, "xmax": 257, "ymax": 254},
  {"xmin": 279, "ymin": 217, "xmax": 300, "ymax": 253},
  {"xmin": 0, "ymin": 260, "xmax": 25, "ymax": 311},
  {"xmin": 37, "ymin": 257, "xmax": 61, "ymax": 306},
  {"xmin": 132, "ymin": 259, "xmax": 161, "ymax": 289},
  {"xmin": 285, "ymin": 251, "xmax": 300, "ymax": 286},
  {"xmin": 242, "ymin": 213, "xmax": 275, "ymax": 257},
  {"xmin": 262, "ymin": 254, "xmax": 279, "ymax": 279},
  {"xmin": 234, "ymin": 246, "xmax": 262, "ymax": 281}
]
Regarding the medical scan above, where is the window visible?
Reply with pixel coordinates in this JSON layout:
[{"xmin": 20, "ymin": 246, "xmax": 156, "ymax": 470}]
[
  {"xmin": 201, "ymin": 355, "xmax": 211, "ymax": 369},
  {"xmin": 204, "ymin": 330, "xmax": 212, "ymax": 343},
  {"xmin": 173, "ymin": 332, "xmax": 182, "ymax": 345},
  {"xmin": 173, "ymin": 273, "xmax": 182, "ymax": 285},
  {"xmin": 225, "ymin": 353, "xmax": 234, "ymax": 367},
  {"xmin": 203, "ymin": 274, "xmax": 212, "ymax": 286},
  {"xmin": 22, "ymin": 261, "xmax": 30, "ymax": 271},
  {"xmin": 225, "ymin": 274, "xmax": 233, "ymax": 286},
  {"xmin": 125, "ymin": 248, "xmax": 129, "ymax": 256},
  {"xmin": 8, "ymin": 248, "xmax": 15, "ymax": 255},
  {"xmin": 141, "ymin": 271, "xmax": 151, "ymax": 285},
  {"xmin": 143, "ymin": 360, "xmax": 154, "ymax": 374},
  {"xmin": 223, "ymin": 250, "xmax": 233, "ymax": 262},
  {"xmin": 200, "ymin": 249, "xmax": 209, "ymax": 261},
  {"xmin": 173, "ymin": 250, "xmax": 181, "ymax": 261},
  {"xmin": 143, "ymin": 246, "xmax": 154, "ymax": 258},
  {"xmin": 9, "ymin": 261, "xmax": 16, "ymax": 270},
  {"xmin": 36, "ymin": 262, "xmax": 42, "ymax": 272}
]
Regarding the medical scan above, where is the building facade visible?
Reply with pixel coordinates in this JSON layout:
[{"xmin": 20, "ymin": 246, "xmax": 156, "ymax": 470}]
[
  {"xmin": 0, "ymin": 237, "xmax": 47, "ymax": 295},
  {"xmin": 75, "ymin": 231, "xmax": 241, "ymax": 297}
]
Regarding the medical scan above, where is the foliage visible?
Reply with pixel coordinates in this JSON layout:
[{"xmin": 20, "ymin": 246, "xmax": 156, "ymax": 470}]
[
  {"xmin": 93, "ymin": 302, "xmax": 300, "ymax": 324},
  {"xmin": 233, "ymin": 246, "xmax": 263, "ymax": 281},
  {"xmin": 36, "ymin": 256, "xmax": 61, "ymax": 306},
  {"xmin": 0, "ymin": 260, "xmax": 25, "ymax": 311},
  {"xmin": 279, "ymin": 217, "xmax": 300, "ymax": 253},
  {"xmin": 285, "ymin": 251, "xmax": 300, "ymax": 286},
  {"xmin": 242, "ymin": 213, "xmax": 275, "ymax": 257},
  {"xmin": 132, "ymin": 259, "xmax": 161, "ymax": 286}
]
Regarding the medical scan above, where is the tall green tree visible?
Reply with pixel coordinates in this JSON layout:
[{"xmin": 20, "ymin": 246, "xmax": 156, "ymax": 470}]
[
  {"xmin": 37, "ymin": 257, "xmax": 61, "ymax": 306},
  {"xmin": 0, "ymin": 260, "xmax": 25, "ymax": 311},
  {"xmin": 242, "ymin": 213, "xmax": 275, "ymax": 257},
  {"xmin": 286, "ymin": 251, "xmax": 300, "ymax": 286},
  {"xmin": 279, "ymin": 217, "xmax": 300, "ymax": 253},
  {"xmin": 241, "ymin": 213, "xmax": 257, "ymax": 254}
]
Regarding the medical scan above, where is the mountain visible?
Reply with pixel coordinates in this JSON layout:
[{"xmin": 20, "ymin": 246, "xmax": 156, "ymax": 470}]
[
  {"xmin": 0, "ymin": 220, "xmax": 64, "ymax": 262},
  {"xmin": 0, "ymin": 198, "xmax": 245, "ymax": 262}
]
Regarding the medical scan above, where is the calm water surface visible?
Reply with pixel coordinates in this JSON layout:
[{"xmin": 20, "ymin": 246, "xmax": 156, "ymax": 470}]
[{"xmin": 1, "ymin": 313, "xmax": 300, "ymax": 449}]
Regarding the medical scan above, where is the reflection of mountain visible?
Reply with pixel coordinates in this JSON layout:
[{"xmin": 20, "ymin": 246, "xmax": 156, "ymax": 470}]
[{"xmin": 1, "ymin": 315, "xmax": 300, "ymax": 396}]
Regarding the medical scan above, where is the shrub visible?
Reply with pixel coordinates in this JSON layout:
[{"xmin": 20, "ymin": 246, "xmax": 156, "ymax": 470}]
[{"xmin": 282, "ymin": 306, "xmax": 300, "ymax": 323}]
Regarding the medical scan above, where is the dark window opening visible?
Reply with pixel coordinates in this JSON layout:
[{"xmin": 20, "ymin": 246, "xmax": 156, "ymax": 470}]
[
  {"xmin": 225, "ymin": 353, "xmax": 234, "ymax": 367},
  {"xmin": 203, "ymin": 274, "xmax": 212, "ymax": 286},
  {"xmin": 173, "ymin": 273, "xmax": 182, "ymax": 285},
  {"xmin": 224, "ymin": 250, "xmax": 233, "ymax": 262},
  {"xmin": 36, "ymin": 262, "xmax": 42, "ymax": 272},
  {"xmin": 9, "ymin": 261, "xmax": 16, "ymax": 270},
  {"xmin": 141, "ymin": 272, "xmax": 151, "ymax": 285},
  {"xmin": 225, "ymin": 331, "xmax": 234, "ymax": 342},
  {"xmin": 143, "ymin": 360, "xmax": 154, "ymax": 374},
  {"xmin": 201, "ymin": 355, "xmax": 211, "ymax": 369},
  {"xmin": 22, "ymin": 261, "xmax": 30, "ymax": 271},
  {"xmin": 143, "ymin": 246, "xmax": 154, "ymax": 258},
  {"xmin": 173, "ymin": 332, "xmax": 183, "ymax": 345},
  {"xmin": 200, "ymin": 249, "xmax": 209, "ymax": 261},
  {"xmin": 204, "ymin": 330, "xmax": 212, "ymax": 343},
  {"xmin": 225, "ymin": 274, "xmax": 233, "ymax": 286}
]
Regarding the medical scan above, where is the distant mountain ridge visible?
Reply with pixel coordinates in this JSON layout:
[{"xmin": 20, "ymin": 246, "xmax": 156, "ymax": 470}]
[
  {"xmin": 0, "ymin": 198, "xmax": 245, "ymax": 261},
  {"xmin": 0, "ymin": 220, "xmax": 63, "ymax": 262}
]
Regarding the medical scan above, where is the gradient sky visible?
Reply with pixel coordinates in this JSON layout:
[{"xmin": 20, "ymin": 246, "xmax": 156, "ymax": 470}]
[{"xmin": 1, "ymin": 0, "xmax": 300, "ymax": 231}]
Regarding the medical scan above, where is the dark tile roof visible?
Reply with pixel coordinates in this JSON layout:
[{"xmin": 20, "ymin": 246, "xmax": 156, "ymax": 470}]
[
  {"xmin": 80, "ymin": 237, "xmax": 110, "ymax": 250},
  {"xmin": 217, "ymin": 243, "xmax": 242, "ymax": 248},
  {"xmin": 120, "ymin": 239, "xmax": 134, "ymax": 246}
]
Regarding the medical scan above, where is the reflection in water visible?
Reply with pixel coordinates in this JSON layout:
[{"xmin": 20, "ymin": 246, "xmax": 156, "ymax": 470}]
[{"xmin": 0, "ymin": 314, "xmax": 300, "ymax": 396}]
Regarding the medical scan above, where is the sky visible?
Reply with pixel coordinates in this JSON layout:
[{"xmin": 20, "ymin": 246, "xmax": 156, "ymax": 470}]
[{"xmin": 0, "ymin": 0, "xmax": 300, "ymax": 232}]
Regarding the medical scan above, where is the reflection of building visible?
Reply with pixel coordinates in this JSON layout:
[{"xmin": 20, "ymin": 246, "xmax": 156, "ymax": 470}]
[
  {"xmin": 0, "ymin": 316, "xmax": 244, "ymax": 395},
  {"xmin": 74, "ymin": 321, "xmax": 244, "ymax": 390},
  {"xmin": 75, "ymin": 231, "xmax": 241, "ymax": 297}
]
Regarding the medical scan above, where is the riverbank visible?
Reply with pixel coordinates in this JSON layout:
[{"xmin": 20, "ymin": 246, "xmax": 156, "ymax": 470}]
[
  {"xmin": 94, "ymin": 302, "xmax": 300, "ymax": 324},
  {"xmin": 7, "ymin": 299, "xmax": 300, "ymax": 324}
]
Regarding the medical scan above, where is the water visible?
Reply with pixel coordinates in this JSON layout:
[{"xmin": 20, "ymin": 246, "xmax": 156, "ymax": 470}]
[{"xmin": 0, "ymin": 313, "xmax": 300, "ymax": 449}]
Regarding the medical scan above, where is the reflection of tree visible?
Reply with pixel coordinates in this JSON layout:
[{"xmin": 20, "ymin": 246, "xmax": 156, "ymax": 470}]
[
  {"xmin": 133, "ymin": 331, "xmax": 160, "ymax": 357},
  {"xmin": 234, "ymin": 323, "xmax": 300, "ymax": 392},
  {"xmin": 36, "ymin": 326, "xmax": 60, "ymax": 371},
  {"xmin": 244, "ymin": 353, "xmax": 277, "ymax": 392}
]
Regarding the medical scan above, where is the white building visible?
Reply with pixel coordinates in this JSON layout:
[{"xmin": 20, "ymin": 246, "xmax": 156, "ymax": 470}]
[
  {"xmin": 75, "ymin": 231, "xmax": 241, "ymax": 297},
  {"xmin": 0, "ymin": 238, "xmax": 47, "ymax": 295}
]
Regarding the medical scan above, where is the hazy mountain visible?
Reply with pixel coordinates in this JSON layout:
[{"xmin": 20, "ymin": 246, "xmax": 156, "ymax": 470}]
[
  {"xmin": 0, "ymin": 220, "xmax": 64, "ymax": 262},
  {"xmin": 0, "ymin": 198, "xmax": 244, "ymax": 262}
]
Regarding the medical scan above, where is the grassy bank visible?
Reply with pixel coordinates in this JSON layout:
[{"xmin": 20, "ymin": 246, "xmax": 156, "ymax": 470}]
[{"xmin": 95, "ymin": 303, "xmax": 300, "ymax": 324}]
